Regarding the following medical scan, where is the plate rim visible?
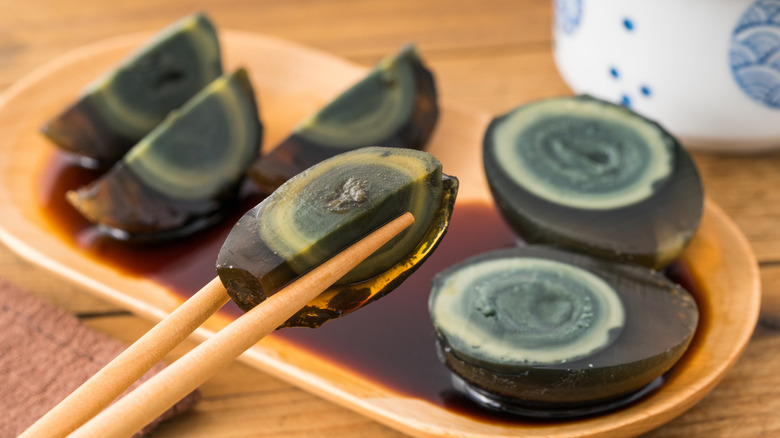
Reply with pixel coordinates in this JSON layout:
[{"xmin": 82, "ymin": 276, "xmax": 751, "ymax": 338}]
[{"xmin": 0, "ymin": 30, "xmax": 762, "ymax": 438}]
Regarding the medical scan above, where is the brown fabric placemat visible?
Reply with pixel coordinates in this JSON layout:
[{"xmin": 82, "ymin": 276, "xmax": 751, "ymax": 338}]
[{"xmin": 0, "ymin": 277, "xmax": 200, "ymax": 436}]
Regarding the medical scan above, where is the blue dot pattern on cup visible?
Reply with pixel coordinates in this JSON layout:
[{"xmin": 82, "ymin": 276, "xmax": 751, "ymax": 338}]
[
  {"xmin": 609, "ymin": 20, "xmax": 652, "ymax": 110},
  {"xmin": 730, "ymin": 0, "xmax": 780, "ymax": 109},
  {"xmin": 554, "ymin": 0, "xmax": 583, "ymax": 35}
]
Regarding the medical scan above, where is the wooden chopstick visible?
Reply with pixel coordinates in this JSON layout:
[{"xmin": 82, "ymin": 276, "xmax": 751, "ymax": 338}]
[
  {"xmin": 19, "ymin": 277, "xmax": 231, "ymax": 438},
  {"xmin": 26, "ymin": 212, "xmax": 414, "ymax": 438}
]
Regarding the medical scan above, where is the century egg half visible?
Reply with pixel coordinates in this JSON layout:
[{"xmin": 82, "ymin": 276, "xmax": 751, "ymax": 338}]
[
  {"xmin": 429, "ymin": 246, "xmax": 698, "ymax": 415},
  {"xmin": 483, "ymin": 95, "xmax": 703, "ymax": 269},
  {"xmin": 42, "ymin": 13, "xmax": 222, "ymax": 167},
  {"xmin": 248, "ymin": 44, "xmax": 438, "ymax": 193},
  {"xmin": 66, "ymin": 68, "xmax": 262, "ymax": 241},
  {"xmin": 217, "ymin": 146, "xmax": 457, "ymax": 328}
]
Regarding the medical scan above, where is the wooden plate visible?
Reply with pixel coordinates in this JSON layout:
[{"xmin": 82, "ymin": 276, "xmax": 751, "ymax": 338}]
[{"xmin": 0, "ymin": 31, "xmax": 761, "ymax": 437}]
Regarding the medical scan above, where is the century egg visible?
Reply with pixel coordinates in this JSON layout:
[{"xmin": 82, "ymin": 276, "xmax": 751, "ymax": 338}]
[
  {"xmin": 41, "ymin": 12, "xmax": 222, "ymax": 167},
  {"xmin": 428, "ymin": 246, "xmax": 698, "ymax": 416},
  {"xmin": 66, "ymin": 68, "xmax": 262, "ymax": 241},
  {"xmin": 483, "ymin": 95, "xmax": 703, "ymax": 269},
  {"xmin": 248, "ymin": 44, "xmax": 438, "ymax": 193},
  {"xmin": 217, "ymin": 146, "xmax": 457, "ymax": 328}
]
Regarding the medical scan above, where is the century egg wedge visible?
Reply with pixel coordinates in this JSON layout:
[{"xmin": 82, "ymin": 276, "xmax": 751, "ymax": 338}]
[
  {"xmin": 66, "ymin": 68, "xmax": 262, "ymax": 241},
  {"xmin": 42, "ymin": 13, "xmax": 222, "ymax": 167},
  {"xmin": 248, "ymin": 44, "xmax": 438, "ymax": 193},
  {"xmin": 429, "ymin": 246, "xmax": 698, "ymax": 416},
  {"xmin": 483, "ymin": 95, "xmax": 703, "ymax": 269},
  {"xmin": 217, "ymin": 147, "xmax": 458, "ymax": 328}
]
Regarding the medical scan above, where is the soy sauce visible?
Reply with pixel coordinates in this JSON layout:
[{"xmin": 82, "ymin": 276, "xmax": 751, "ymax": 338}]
[
  {"xmin": 37, "ymin": 151, "xmax": 700, "ymax": 422},
  {"xmin": 38, "ymin": 152, "xmax": 264, "ymax": 315},
  {"xmin": 273, "ymin": 201, "xmax": 519, "ymax": 411}
]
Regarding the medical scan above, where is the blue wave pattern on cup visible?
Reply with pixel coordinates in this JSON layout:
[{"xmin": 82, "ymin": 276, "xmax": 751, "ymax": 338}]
[
  {"xmin": 730, "ymin": 0, "xmax": 780, "ymax": 109},
  {"xmin": 554, "ymin": 0, "xmax": 583, "ymax": 35}
]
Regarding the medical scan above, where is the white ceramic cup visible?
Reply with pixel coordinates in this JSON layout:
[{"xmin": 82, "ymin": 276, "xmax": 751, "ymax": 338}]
[{"xmin": 553, "ymin": 0, "xmax": 780, "ymax": 152}]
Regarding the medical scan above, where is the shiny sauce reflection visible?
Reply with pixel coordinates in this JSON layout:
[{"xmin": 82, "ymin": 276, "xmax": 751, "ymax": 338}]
[{"xmin": 37, "ymin": 151, "xmax": 698, "ymax": 421}]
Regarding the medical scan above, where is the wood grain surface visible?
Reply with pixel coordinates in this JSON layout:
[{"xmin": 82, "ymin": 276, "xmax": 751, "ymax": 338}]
[{"xmin": 1, "ymin": 1, "xmax": 778, "ymax": 437}]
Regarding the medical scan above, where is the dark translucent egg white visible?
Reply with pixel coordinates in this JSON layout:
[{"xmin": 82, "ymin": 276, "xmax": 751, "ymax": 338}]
[
  {"xmin": 483, "ymin": 95, "xmax": 704, "ymax": 269},
  {"xmin": 248, "ymin": 44, "xmax": 439, "ymax": 193},
  {"xmin": 429, "ymin": 246, "xmax": 699, "ymax": 408},
  {"xmin": 217, "ymin": 146, "xmax": 458, "ymax": 328},
  {"xmin": 41, "ymin": 13, "xmax": 222, "ymax": 167},
  {"xmin": 65, "ymin": 68, "xmax": 262, "ymax": 241}
]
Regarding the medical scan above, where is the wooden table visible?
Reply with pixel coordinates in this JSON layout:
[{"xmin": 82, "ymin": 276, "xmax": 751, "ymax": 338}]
[{"xmin": 1, "ymin": 1, "xmax": 778, "ymax": 436}]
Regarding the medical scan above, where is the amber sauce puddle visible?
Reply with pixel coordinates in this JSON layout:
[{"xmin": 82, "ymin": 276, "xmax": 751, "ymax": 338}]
[
  {"xmin": 38, "ymin": 151, "xmax": 704, "ymax": 424},
  {"xmin": 38, "ymin": 152, "xmax": 265, "ymax": 315},
  {"xmin": 274, "ymin": 196, "xmax": 521, "ymax": 417}
]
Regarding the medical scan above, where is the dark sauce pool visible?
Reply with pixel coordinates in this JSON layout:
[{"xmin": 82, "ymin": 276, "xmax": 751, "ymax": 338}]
[{"xmin": 38, "ymin": 151, "xmax": 701, "ymax": 423}]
